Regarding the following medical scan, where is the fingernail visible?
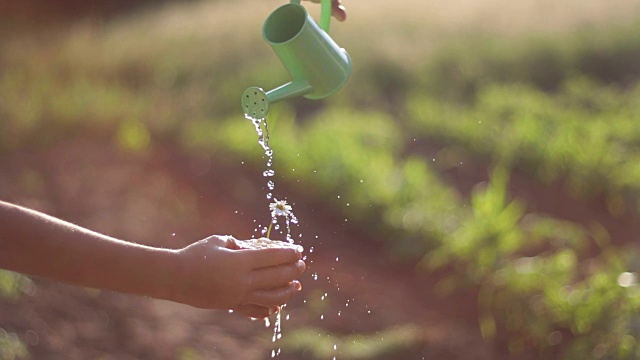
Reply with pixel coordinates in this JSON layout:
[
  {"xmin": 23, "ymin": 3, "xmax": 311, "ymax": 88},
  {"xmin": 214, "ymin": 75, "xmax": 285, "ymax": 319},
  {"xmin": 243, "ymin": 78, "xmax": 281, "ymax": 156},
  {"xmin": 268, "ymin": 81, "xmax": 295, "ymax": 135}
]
[
  {"xmin": 296, "ymin": 260, "xmax": 306, "ymax": 271},
  {"xmin": 293, "ymin": 280, "xmax": 302, "ymax": 291}
]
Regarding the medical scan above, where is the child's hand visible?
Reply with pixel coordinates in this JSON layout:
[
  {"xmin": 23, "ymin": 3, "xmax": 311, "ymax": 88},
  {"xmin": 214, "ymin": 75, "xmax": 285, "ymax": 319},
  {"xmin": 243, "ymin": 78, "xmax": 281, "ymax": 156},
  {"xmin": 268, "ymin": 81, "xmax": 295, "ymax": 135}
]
[
  {"xmin": 170, "ymin": 235, "xmax": 305, "ymax": 318},
  {"xmin": 306, "ymin": 0, "xmax": 347, "ymax": 22}
]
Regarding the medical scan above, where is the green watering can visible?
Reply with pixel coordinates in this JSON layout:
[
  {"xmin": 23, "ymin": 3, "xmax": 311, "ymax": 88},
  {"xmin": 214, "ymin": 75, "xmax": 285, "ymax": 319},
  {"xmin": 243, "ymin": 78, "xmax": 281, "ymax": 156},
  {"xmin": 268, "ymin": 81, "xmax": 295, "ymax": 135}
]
[{"xmin": 242, "ymin": 0, "xmax": 352, "ymax": 119}]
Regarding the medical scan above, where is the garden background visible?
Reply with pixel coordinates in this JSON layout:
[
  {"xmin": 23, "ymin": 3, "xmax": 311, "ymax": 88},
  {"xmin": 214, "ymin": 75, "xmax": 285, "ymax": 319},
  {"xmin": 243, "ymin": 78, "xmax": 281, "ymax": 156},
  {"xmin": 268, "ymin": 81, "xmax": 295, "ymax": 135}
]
[{"xmin": 1, "ymin": 0, "xmax": 640, "ymax": 358}]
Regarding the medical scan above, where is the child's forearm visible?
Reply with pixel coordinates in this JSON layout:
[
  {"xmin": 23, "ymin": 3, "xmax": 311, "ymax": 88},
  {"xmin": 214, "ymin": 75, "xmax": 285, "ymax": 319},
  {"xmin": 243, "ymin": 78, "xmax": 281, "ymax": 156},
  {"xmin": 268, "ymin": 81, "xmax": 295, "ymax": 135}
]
[{"xmin": 0, "ymin": 200, "xmax": 178, "ymax": 301}]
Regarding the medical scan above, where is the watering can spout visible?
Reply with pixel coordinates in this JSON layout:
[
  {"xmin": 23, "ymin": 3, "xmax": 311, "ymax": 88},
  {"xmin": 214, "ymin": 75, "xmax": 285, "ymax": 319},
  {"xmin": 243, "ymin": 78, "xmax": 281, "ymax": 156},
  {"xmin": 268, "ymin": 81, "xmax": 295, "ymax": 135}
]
[{"xmin": 242, "ymin": 80, "xmax": 312, "ymax": 119}]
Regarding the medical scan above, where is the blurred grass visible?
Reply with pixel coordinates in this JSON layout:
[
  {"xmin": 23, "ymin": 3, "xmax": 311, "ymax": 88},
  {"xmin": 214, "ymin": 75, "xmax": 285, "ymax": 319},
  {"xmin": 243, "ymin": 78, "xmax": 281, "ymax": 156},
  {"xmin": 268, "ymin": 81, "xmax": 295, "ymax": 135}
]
[
  {"xmin": 279, "ymin": 325, "xmax": 423, "ymax": 360},
  {"xmin": 3, "ymin": 0, "xmax": 640, "ymax": 358}
]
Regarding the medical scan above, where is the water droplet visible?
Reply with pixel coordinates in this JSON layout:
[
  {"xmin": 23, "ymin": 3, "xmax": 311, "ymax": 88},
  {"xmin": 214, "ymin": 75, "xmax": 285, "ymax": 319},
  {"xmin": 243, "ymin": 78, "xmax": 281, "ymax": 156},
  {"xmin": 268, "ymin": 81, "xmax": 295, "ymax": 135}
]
[
  {"xmin": 263, "ymin": 169, "xmax": 275, "ymax": 177},
  {"xmin": 267, "ymin": 180, "xmax": 275, "ymax": 190}
]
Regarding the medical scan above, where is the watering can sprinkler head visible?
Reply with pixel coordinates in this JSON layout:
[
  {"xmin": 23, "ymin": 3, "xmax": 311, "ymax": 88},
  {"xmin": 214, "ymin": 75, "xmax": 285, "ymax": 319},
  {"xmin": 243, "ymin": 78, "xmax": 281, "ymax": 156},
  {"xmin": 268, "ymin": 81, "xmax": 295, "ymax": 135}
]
[
  {"xmin": 242, "ymin": 87, "xmax": 269, "ymax": 120},
  {"xmin": 242, "ymin": 0, "xmax": 351, "ymax": 119}
]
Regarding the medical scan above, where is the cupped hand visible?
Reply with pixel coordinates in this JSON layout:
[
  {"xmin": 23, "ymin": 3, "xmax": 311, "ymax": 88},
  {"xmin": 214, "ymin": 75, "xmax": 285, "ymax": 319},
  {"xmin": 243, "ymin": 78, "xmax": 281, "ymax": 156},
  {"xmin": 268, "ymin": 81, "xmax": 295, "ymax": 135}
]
[
  {"xmin": 170, "ymin": 235, "xmax": 305, "ymax": 318},
  {"xmin": 306, "ymin": 0, "xmax": 347, "ymax": 22}
]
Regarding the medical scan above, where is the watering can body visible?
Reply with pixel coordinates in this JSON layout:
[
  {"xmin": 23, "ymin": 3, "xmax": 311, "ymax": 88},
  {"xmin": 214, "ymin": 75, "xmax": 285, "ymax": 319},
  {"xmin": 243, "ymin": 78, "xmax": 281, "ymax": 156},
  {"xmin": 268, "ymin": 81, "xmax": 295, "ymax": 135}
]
[{"xmin": 242, "ymin": 0, "xmax": 351, "ymax": 119}]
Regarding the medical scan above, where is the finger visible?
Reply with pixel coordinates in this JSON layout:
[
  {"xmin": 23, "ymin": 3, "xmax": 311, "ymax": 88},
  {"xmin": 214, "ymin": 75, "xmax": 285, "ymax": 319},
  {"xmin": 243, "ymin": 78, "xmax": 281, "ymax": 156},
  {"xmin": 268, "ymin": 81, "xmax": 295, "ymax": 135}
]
[
  {"xmin": 332, "ymin": 0, "xmax": 347, "ymax": 21},
  {"xmin": 241, "ymin": 247, "xmax": 302, "ymax": 269},
  {"xmin": 201, "ymin": 235, "xmax": 235, "ymax": 248},
  {"xmin": 223, "ymin": 236, "xmax": 242, "ymax": 250},
  {"xmin": 305, "ymin": 0, "xmax": 346, "ymax": 21},
  {"xmin": 231, "ymin": 304, "xmax": 276, "ymax": 319},
  {"xmin": 249, "ymin": 260, "xmax": 306, "ymax": 289},
  {"xmin": 245, "ymin": 281, "xmax": 302, "ymax": 307}
]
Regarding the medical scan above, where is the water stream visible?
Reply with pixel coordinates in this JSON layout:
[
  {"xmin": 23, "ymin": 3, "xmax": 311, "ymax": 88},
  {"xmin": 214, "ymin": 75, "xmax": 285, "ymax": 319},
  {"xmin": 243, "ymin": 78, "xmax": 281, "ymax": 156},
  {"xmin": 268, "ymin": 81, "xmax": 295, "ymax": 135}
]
[
  {"xmin": 247, "ymin": 114, "xmax": 300, "ymax": 357},
  {"xmin": 247, "ymin": 115, "xmax": 349, "ymax": 359}
]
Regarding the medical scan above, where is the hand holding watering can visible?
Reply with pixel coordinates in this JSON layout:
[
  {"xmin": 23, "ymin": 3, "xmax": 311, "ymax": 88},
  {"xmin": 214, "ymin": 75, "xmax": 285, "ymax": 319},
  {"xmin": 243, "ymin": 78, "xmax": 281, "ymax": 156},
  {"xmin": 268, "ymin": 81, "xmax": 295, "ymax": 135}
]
[
  {"xmin": 307, "ymin": 0, "xmax": 347, "ymax": 22},
  {"xmin": 242, "ymin": 0, "xmax": 351, "ymax": 119}
]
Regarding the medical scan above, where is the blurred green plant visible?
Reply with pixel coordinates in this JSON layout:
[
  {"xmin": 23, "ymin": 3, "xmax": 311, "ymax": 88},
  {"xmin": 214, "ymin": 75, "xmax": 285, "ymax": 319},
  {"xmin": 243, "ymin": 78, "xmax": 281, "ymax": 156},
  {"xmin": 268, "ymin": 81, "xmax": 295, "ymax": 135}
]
[
  {"xmin": 0, "ymin": 271, "xmax": 33, "ymax": 301},
  {"xmin": 178, "ymin": 347, "xmax": 201, "ymax": 360},
  {"xmin": 279, "ymin": 325, "xmax": 423, "ymax": 360},
  {"xmin": 407, "ymin": 79, "xmax": 640, "ymax": 207},
  {"xmin": 0, "ymin": 271, "xmax": 31, "ymax": 359},
  {"xmin": 0, "ymin": 328, "xmax": 28, "ymax": 360}
]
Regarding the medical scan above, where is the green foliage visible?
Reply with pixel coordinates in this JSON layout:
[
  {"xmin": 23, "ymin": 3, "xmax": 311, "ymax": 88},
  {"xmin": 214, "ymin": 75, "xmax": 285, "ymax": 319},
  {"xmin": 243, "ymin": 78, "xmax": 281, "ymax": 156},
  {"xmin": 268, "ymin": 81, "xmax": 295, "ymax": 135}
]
[
  {"xmin": 425, "ymin": 167, "xmax": 527, "ymax": 280},
  {"xmin": 0, "ymin": 272, "xmax": 32, "ymax": 359},
  {"xmin": 0, "ymin": 271, "xmax": 33, "ymax": 301},
  {"xmin": 279, "ymin": 325, "xmax": 423, "ymax": 360},
  {"xmin": 407, "ymin": 79, "xmax": 640, "ymax": 203},
  {"xmin": 0, "ymin": 329, "xmax": 28, "ymax": 360},
  {"xmin": 178, "ymin": 347, "xmax": 201, "ymax": 360}
]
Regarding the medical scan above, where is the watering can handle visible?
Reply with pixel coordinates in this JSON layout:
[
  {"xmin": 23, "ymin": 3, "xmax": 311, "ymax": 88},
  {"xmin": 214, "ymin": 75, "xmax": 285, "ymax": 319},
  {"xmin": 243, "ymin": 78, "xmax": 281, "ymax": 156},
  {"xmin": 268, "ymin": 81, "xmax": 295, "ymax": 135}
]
[{"xmin": 290, "ymin": 0, "xmax": 332, "ymax": 32}]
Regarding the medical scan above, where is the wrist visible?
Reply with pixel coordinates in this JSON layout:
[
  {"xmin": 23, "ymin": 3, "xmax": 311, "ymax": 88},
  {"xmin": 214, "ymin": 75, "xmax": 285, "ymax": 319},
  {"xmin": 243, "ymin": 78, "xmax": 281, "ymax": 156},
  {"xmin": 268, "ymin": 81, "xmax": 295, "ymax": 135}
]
[{"xmin": 154, "ymin": 248, "xmax": 184, "ymax": 303}]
